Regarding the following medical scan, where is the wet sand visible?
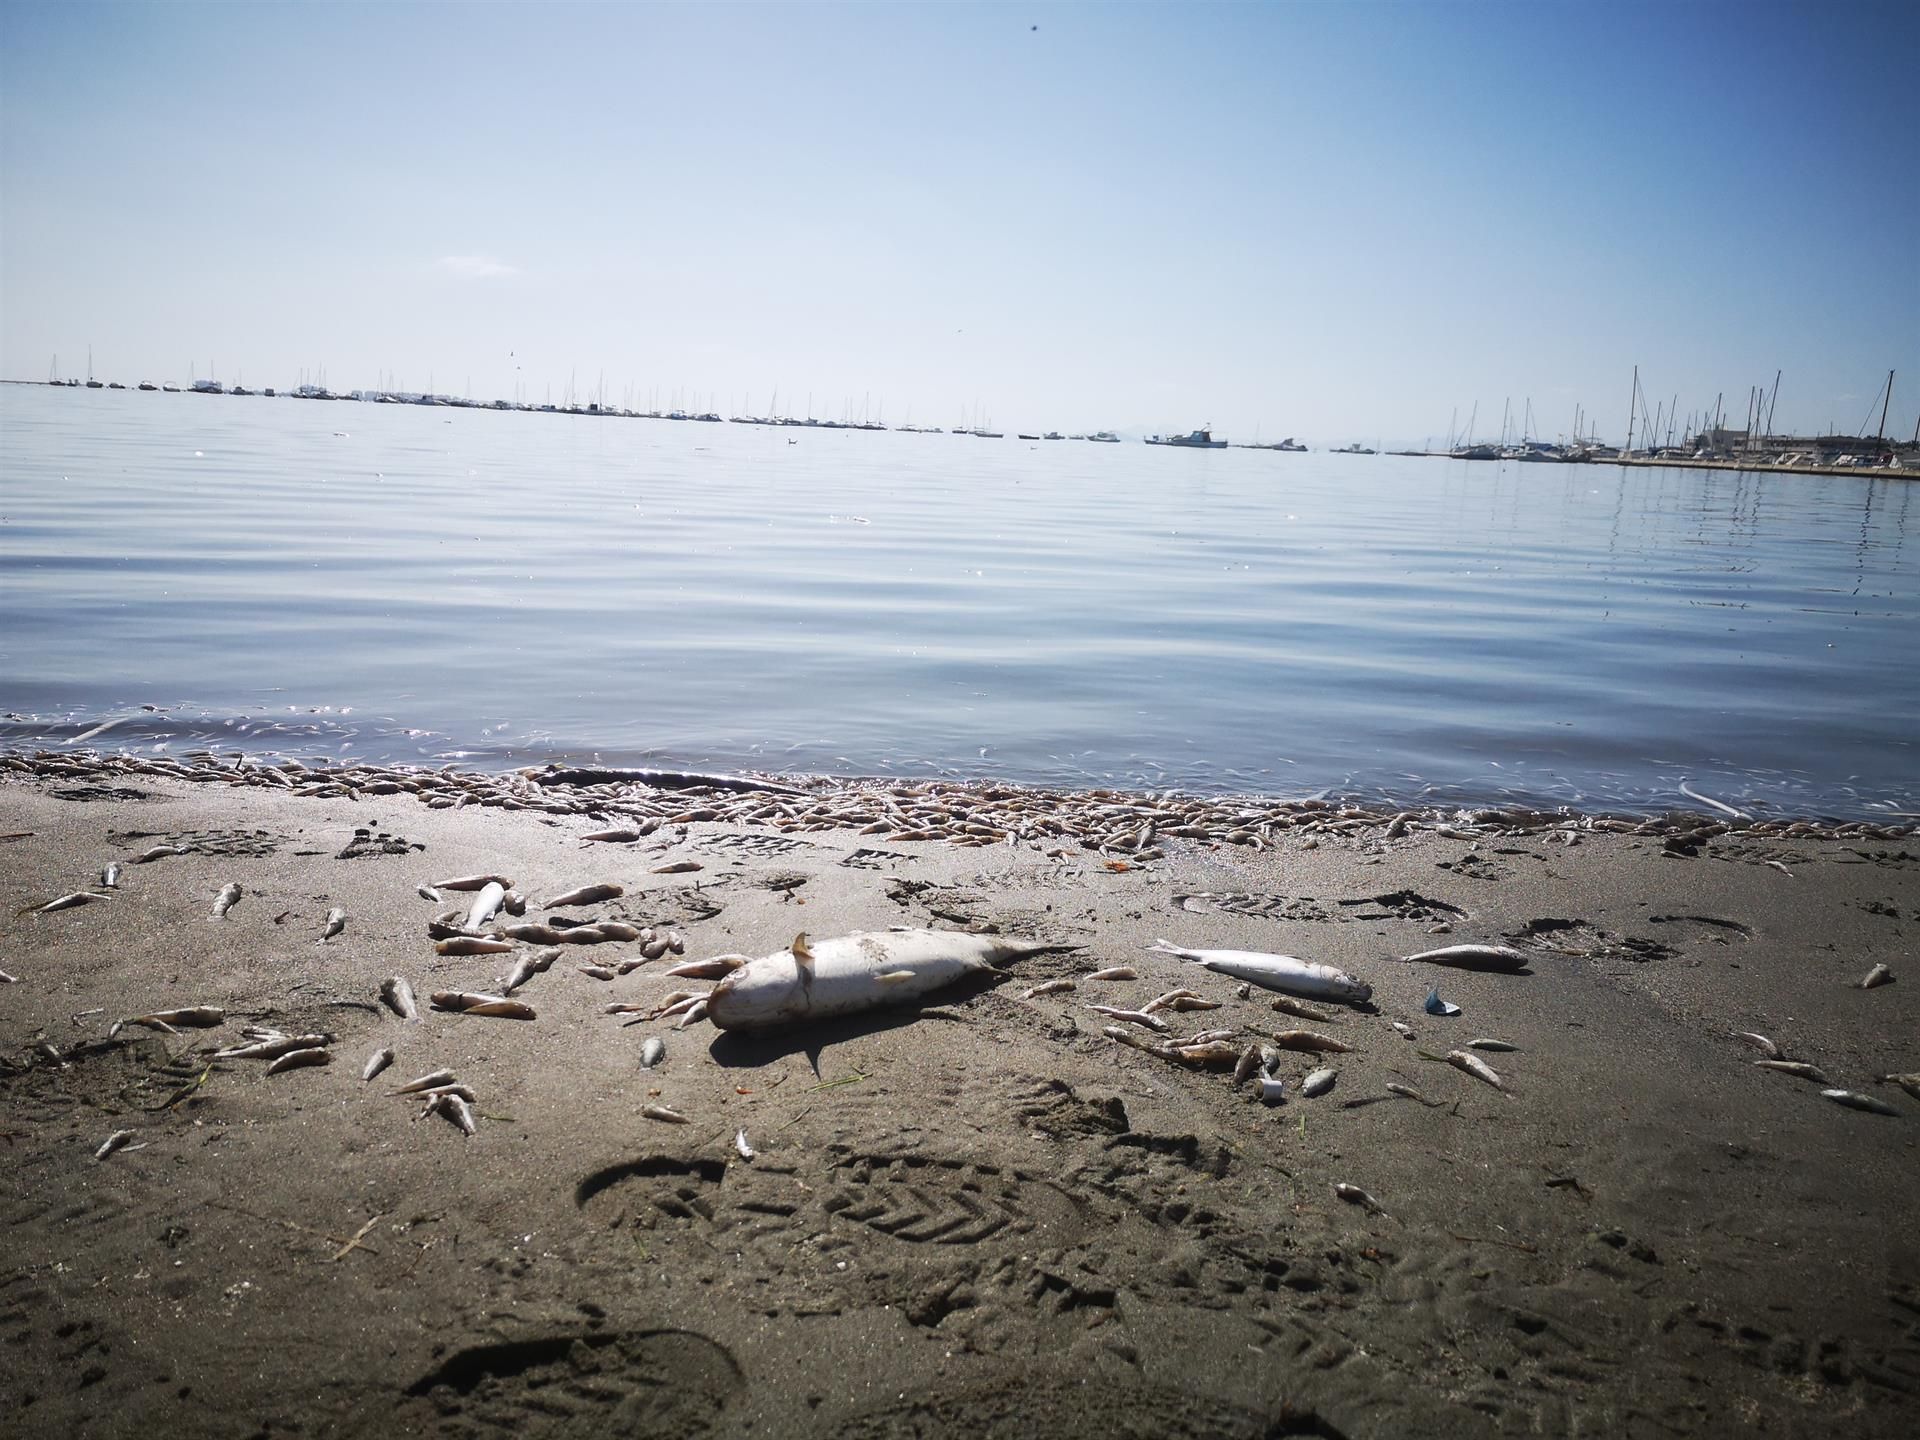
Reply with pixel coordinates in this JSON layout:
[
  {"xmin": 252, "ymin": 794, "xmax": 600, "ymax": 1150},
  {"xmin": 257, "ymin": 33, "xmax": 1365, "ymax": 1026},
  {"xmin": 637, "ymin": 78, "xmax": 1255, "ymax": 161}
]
[{"xmin": 2, "ymin": 758, "xmax": 1916, "ymax": 1437}]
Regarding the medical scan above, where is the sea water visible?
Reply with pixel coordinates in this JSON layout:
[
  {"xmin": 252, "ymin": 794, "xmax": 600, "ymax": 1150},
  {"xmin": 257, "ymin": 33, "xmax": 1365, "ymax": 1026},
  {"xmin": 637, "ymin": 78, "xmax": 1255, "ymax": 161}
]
[{"xmin": 2, "ymin": 385, "xmax": 1915, "ymax": 819}]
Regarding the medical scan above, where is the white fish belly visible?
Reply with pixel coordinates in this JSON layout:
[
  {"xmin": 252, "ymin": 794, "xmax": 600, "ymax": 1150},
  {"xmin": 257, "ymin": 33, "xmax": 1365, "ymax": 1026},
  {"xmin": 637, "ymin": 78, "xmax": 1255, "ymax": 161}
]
[
  {"xmin": 1177, "ymin": 947, "xmax": 1370, "ymax": 1002},
  {"xmin": 707, "ymin": 930, "xmax": 999, "ymax": 1031}
]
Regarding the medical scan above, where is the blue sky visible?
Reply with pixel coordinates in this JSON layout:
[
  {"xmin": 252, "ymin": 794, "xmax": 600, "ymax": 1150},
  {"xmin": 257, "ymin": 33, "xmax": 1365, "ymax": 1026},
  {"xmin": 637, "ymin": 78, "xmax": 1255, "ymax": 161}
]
[{"xmin": 3, "ymin": 0, "xmax": 1915, "ymax": 444}]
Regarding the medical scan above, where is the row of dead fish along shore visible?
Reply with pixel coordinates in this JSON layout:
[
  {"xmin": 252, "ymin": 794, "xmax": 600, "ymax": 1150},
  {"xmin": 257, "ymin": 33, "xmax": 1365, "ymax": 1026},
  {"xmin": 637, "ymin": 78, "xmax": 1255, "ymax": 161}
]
[{"xmin": 4, "ymin": 750, "xmax": 1915, "ymax": 849}]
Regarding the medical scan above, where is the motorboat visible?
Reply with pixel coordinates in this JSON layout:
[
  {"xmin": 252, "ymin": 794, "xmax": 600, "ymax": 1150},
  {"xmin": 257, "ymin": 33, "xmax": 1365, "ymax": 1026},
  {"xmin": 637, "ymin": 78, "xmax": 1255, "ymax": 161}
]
[{"xmin": 1145, "ymin": 428, "xmax": 1227, "ymax": 448}]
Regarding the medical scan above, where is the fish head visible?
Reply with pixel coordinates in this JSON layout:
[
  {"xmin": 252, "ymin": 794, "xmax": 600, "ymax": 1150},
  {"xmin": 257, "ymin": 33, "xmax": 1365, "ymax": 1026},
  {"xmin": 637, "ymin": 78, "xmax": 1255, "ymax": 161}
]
[{"xmin": 1338, "ymin": 976, "xmax": 1373, "ymax": 1003}]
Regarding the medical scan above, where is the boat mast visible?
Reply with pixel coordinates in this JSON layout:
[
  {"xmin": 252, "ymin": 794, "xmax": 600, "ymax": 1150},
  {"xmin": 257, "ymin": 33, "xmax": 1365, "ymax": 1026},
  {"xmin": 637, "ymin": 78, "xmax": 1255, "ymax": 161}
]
[
  {"xmin": 1764, "ymin": 369, "xmax": 1781, "ymax": 439},
  {"xmin": 1876, "ymin": 369, "xmax": 1895, "ymax": 441},
  {"xmin": 1625, "ymin": 366, "xmax": 1637, "ymax": 455}
]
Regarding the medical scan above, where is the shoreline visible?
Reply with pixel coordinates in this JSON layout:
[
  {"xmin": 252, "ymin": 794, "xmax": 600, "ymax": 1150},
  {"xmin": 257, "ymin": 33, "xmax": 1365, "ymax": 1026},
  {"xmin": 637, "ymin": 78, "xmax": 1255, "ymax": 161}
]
[
  {"xmin": 2, "ymin": 755, "xmax": 1916, "ymax": 1436},
  {"xmin": 5, "ymin": 748, "xmax": 1915, "ymax": 844}
]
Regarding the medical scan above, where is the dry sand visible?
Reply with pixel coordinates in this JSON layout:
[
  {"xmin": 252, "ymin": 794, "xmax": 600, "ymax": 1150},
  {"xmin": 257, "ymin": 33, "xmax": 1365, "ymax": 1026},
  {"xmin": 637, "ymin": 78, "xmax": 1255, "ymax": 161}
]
[{"xmin": 2, "ymin": 761, "xmax": 1916, "ymax": 1438}]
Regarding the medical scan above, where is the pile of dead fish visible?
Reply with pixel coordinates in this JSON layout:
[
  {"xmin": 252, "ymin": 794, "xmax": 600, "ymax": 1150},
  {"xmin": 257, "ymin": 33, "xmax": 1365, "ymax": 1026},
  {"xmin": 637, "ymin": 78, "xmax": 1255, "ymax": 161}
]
[{"xmin": 5, "ymin": 750, "xmax": 1913, "ymax": 857}]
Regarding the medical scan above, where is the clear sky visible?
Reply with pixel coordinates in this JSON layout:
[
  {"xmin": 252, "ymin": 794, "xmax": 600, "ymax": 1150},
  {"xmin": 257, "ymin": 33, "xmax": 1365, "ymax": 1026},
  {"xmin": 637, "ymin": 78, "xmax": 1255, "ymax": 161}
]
[{"xmin": 3, "ymin": 0, "xmax": 1916, "ymax": 445}]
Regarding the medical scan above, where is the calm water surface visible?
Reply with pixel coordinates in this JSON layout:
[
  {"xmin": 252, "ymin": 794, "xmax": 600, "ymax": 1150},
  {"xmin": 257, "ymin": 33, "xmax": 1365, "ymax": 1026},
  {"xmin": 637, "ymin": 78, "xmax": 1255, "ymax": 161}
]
[{"xmin": 2, "ymin": 386, "xmax": 1915, "ymax": 819}]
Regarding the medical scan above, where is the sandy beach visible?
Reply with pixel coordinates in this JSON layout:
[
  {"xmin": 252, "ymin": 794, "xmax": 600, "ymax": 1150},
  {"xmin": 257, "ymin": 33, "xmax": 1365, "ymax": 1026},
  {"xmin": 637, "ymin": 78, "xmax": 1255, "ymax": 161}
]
[{"xmin": 2, "ymin": 754, "xmax": 1915, "ymax": 1437}]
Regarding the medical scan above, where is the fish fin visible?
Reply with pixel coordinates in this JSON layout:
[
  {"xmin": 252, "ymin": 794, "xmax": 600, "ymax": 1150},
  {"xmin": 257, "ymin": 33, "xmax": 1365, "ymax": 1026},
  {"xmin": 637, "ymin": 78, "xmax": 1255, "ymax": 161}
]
[
  {"xmin": 1145, "ymin": 938, "xmax": 1185, "ymax": 957},
  {"xmin": 790, "ymin": 933, "xmax": 813, "ymax": 962},
  {"xmin": 876, "ymin": 970, "xmax": 916, "ymax": 985}
]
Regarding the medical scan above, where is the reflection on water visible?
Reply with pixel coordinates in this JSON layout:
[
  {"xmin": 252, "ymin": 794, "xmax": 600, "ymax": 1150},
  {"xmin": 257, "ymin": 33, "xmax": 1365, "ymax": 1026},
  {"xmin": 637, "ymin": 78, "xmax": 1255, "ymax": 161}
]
[{"xmin": 1, "ymin": 386, "xmax": 1914, "ymax": 818}]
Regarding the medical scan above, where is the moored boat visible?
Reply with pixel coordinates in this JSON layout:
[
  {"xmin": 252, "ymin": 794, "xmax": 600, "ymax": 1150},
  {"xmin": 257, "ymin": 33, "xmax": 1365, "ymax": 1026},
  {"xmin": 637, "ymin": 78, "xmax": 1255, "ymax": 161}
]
[{"xmin": 1145, "ymin": 428, "xmax": 1227, "ymax": 448}]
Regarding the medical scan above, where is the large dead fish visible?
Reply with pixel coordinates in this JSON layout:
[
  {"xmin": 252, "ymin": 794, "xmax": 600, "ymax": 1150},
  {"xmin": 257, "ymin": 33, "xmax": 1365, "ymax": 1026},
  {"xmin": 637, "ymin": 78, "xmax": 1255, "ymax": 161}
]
[
  {"xmin": 706, "ymin": 928, "xmax": 1076, "ymax": 1033},
  {"xmin": 1144, "ymin": 939, "xmax": 1372, "ymax": 1004}
]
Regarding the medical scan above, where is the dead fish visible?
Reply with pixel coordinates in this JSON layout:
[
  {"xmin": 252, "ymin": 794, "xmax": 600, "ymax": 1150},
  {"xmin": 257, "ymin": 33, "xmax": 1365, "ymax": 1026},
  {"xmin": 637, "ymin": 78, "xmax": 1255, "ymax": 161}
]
[
  {"xmin": 362, "ymin": 1047, "xmax": 395, "ymax": 1082},
  {"xmin": 1086, "ymin": 1004, "xmax": 1170, "ymax": 1033},
  {"xmin": 650, "ymin": 860, "xmax": 703, "ymax": 874},
  {"xmin": 639, "ymin": 933, "xmax": 672, "ymax": 959},
  {"xmin": 734, "ymin": 1128, "xmax": 755, "ymax": 1160},
  {"xmin": 1020, "ymin": 979, "xmax": 1076, "ymax": 1000},
  {"xmin": 501, "ymin": 922, "xmax": 565, "ymax": 944},
  {"xmin": 1270, "ymin": 995, "xmax": 1334, "ymax": 1023},
  {"xmin": 642, "ymin": 1103, "xmax": 689, "ymax": 1124},
  {"xmin": 595, "ymin": 921, "xmax": 643, "ymax": 941},
  {"xmin": 667, "ymin": 930, "xmax": 686, "ymax": 954},
  {"xmin": 321, "ymin": 906, "xmax": 347, "ymax": 940},
  {"xmin": 424, "ymin": 1092, "xmax": 477, "ymax": 1135},
  {"xmin": 1467, "ymin": 1038, "xmax": 1520, "ymax": 1052},
  {"xmin": 1270, "ymin": 1029, "xmax": 1353, "ymax": 1054},
  {"xmin": 1822, "ymin": 1089, "xmax": 1899, "ymax": 1116},
  {"xmin": 581, "ymin": 827, "xmax": 642, "ymax": 843},
  {"xmin": 134, "ymin": 843, "xmax": 190, "ymax": 863},
  {"xmin": 37, "ymin": 891, "xmax": 111, "ymax": 914},
  {"xmin": 432, "ymin": 874, "xmax": 513, "ymax": 892},
  {"xmin": 1234, "ymin": 984, "xmax": 1252, "ymax": 1001},
  {"xmin": 672, "ymin": 999, "xmax": 709, "ymax": 1030},
  {"xmin": 1877, "ymin": 1072, "xmax": 1920, "ymax": 1101},
  {"xmin": 545, "ymin": 882, "xmax": 624, "ymax": 907},
  {"xmin": 1258, "ymin": 1075, "xmax": 1287, "ymax": 1104},
  {"xmin": 577, "ymin": 964, "xmax": 616, "ymax": 980},
  {"xmin": 1400, "ymin": 943, "xmax": 1530, "ymax": 973},
  {"xmin": 429, "ymin": 991, "xmax": 536, "ymax": 1020},
  {"xmin": 1184, "ymin": 1027, "xmax": 1238, "ymax": 1046},
  {"xmin": 502, "ymin": 889, "xmax": 528, "ymax": 916},
  {"xmin": 664, "ymin": 956, "xmax": 746, "ymax": 979},
  {"xmin": 265, "ymin": 1047, "xmax": 332, "ymax": 1075},
  {"xmin": 1861, "ymin": 963, "xmax": 1895, "ymax": 989},
  {"xmin": 99, "ymin": 862, "xmax": 122, "ymax": 889},
  {"xmin": 462, "ymin": 881, "xmax": 506, "ymax": 931},
  {"xmin": 1170, "ymin": 1040, "xmax": 1241, "ymax": 1068},
  {"xmin": 1424, "ymin": 987, "xmax": 1461, "ymax": 1017},
  {"xmin": 211, "ymin": 883, "xmax": 243, "ymax": 919},
  {"xmin": 1445, "ymin": 1048, "xmax": 1509, "ymax": 1092},
  {"xmin": 552, "ymin": 925, "xmax": 611, "ymax": 946},
  {"xmin": 389, "ymin": 1068, "xmax": 457, "ymax": 1095},
  {"xmin": 95, "ymin": 1129, "xmax": 140, "ymax": 1160},
  {"xmin": 435, "ymin": 935, "xmax": 516, "ymax": 956},
  {"xmin": 417, "ymin": 884, "xmax": 442, "ymax": 903},
  {"xmin": 415, "ymin": 1082, "xmax": 477, "ymax": 1103},
  {"xmin": 1754, "ymin": 1060, "xmax": 1828, "ymax": 1082},
  {"xmin": 1735, "ymin": 1031, "xmax": 1782, "ymax": 1060},
  {"xmin": 502, "ymin": 947, "xmax": 560, "ymax": 994},
  {"xmin": 1259, "ymin": 1044, "xmax": 1283, "ymax": 1075},
  {"xmin": 1301, "ymin": 1067, "xmax": 1337, "ymax": 1098},
  {"xmin": 603, "ymin": 1002, "xmax": 651, "ymax": 1015},
  {"xmin": 1386, "ymin": 1082, "xmax": 1442, "ymax": 1107},
  {"xmin": 1390, "ymin": 1020, "xmax": 1415, "ymax": 1039},
  {"xmin": 1104, "ymin": 1024, "xmax": 1174, "ymax": 1057},
  {"xmin": 1152, "ymin": 991, "xmax": 1224, "ymax": 1014},
  {"xmin": 1232, "ymin": 1045, "xmax": 1263, "ymax": 1088},
  {"xmin": 640, "ymin": 1035, "xmax": 666, "ymax": 1068},
  {"xmin": 1085, "ymin": 966, "xmax": 1138, "ymax": 982},
  {"xmin": 0, "ymin": 968, "xmax": 16, "ymax": 984},
  {"xmin": 380, "ymin": 975, "xmax": 421, "ymax": 1022},
  {"xmin": 110, "ymin": 1006, "xmax": 225, "ymax": 1037},
  {"xmin": 213, "ymin": 1032, "xmax": 334, "ymax": 1060},
  {"xmin": 1334, "ymin": 1182, "xmax": 1388, "ymax": 1217}
]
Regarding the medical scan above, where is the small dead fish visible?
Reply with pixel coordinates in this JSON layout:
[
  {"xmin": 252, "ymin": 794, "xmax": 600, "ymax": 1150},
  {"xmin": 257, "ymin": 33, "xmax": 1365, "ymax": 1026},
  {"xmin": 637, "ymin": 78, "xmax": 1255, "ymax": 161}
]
[
  {"xmin": 1156, "ymin": 992, "xmax": 1224, "ymax": 1014},
  {"xmin": 581, "ymin": 827, "xmax": 642, "ymax": 843},
  {"xmin": 95, "ymin": 1129, "xmax": 140, "ymax": 1160},
  {"xmin": 1234, "ymin": 984, "xmax": 1251, "ymax": 1000},
  {"xmin": 664, "ymin": 956, "xmax": 745, "ymax": 979},
  {"xmin": 595, "ymin": 921, "xmax": 643, "ymax": 941},
  {"xmin": 650, "ymin": 860, "xmax": 703, "ymax": 874},
  {"xmin": 1259, "ymin": 1044, "xmax": 1283, "ymax": 1075},
  {"xmin": 1822, "ymin": 1088, "xmax": 1899, "ymax": 1116},
  {"xmin": 545, "ymin": 882, "xmax": 624, "ymax": 907},
  {"xmin": 435, "ymin": 935, "xmax": 516, "ymax": 956},
  {"xmin": 734, "ymin": 1128, "xmax": 755, "ymax": 1160},
  {"xmin": 417, "ymin": 884, "xmax": 442, "ymax": 902},
  {"xmin": 362, "ymin": 1047, "xmax": 395, "ymax": 1082},
  {"xmin": 1386, "ymin": 1082, "xmax": 1441, "ymax": 1106},
  {"xmin": 1232, "ymin": 1044, "xmax": 1263, "ymax": 1088},
  {"xmin": 577, "ymin": 963, "xmax": 616, "ymax": 980},
  {"xmin": 211, "ymin": 883, "xmax": 243, "ymax": 919},
  {"xmin": 1086, "ymin": 1004, "xmax": 1170, "ymax": 1033},
  {"xmin": 37, "ymin": 891, "xmax": 111, "ymax": 914},
  {"xmin": 500, "ymin": 922, "xmax": 565, "ymax": 944},
  {"xmin": 1445, "ymin": 1048, "xmax": 1509, "ymax": 1092},
  {"xmin": 502, "ymin": 889, "xmax": 527, "ymax": 916},
  {"xmin": 110, "ymin": 1005, "xmax": 225, "ymax": 1037},
  {"xmin": 1754, "ymin": 1060, "xmax": 1828, "ymax": 1082},
  {"xmin": 1270, "ymin": 995, "xmax": 1334, "ymax": 1022},
  {"xmin": 1270, "ymin": 1029, "xmax": 1353, "ymax": 1054},
  {"xmin": 134, "ymin": 843, "xmax": 190, "ymax": 864},
  {"xmin": 266, "ymin": 1047, "xmax": 332, "ymax": 1075},
  {"xmin": 99, "ymin": 862, "xmax": 122, "ymax": 888},
  {"xmin": 1184, "ymin": 1027, "xmax": 1238, "ymax": 1046},
  {"xmin": 380, "ymin": 975, "xmax": 421, "ymax": 1022},
  {"xmin": 1390, "ymin": 1020, "xmax": 1415, "ymax": 1039},
  {"xmin": 553, "ymin": 925, "xmax": 611, "ymax": 946},
  {"xmin": 640, "ymin": 1035, "xmax": 666, "ymax": 1068},
  {"xmin": 1170, "ymin": 1040, "xmax": 1240, "ymax": 1068},
  {"xmin": 432, "ymin": 874, "xmax": 513, "ymax": 891},
  {"xmin": 214, "ymin": 1032, "xmax": 334, "ymax": 1060},
  {"xmin": 429, "ymin": 991, "xmax": 536, "ymax": 1020},
  {"xmin": 425, "ymin": 1092, "xmax": 477, "ymax": 1135},
  {"xmin": 1020, "ymin": 978, "xmax": 1076, "ymax": 1000},
  {"xmin": 1104, "ymin": 1024, "xmax": 1174, "ymax": 1057},
  {"xmin": 464, "ymin": 881, "xmax": 507, "ymax": 930},
  {"xmin": 1424, "ymin": 987, "xmax": 1460, "ymax": 1017},
  {"xmin": 672, "ymin": 999, "xmax": 709, "ymax": 1030},
  {"xmin": 415, "ymin": 1083, "xmax": 477, "ymax": 1103},
  {"xmin": 603, "ymin": 1002, "xmax": 650, "ymax": 1015},
  {"xmin": 1877, "ymin": 1072, "xmax": 1920, "ymax": 1101},
  {"xmin": 389, "ymin": 1069, "xmax": 457, "ymax": 1094},
  {"xmin": 1084, "ymin": 966, "xmax": 1138, "ymax": 982},
  {"xmin": 321, "ymin": 906, "xmax": 347, "ymax": 940},
  {"xmin": 642, "ymin": 1103, "xmax": 689, "ymax": 1124},
  {"xmin": 1400, "ymin": 943, "xmax": 1530, "ymax": 973},
  {"xmin": 1334, "ymin": 1182, "xmax": 1388, "ymax": 1216},
  {"xmin": 502, "ymin": 947, "xmax": 560, "ymax": 994},
  {"xmin": 1301, "ymin": 1067, "xmax": 1337, "ymax": 1098},
  {"xmin": 1735, "ymin": 1031, "xmax": 1782, "ymax": 1059},
  {"xmin": 1466, "ymin": 1038, "xmax": 1519, "ymax": 1052},
  {"xmin": 1861, "ymin": 963, "xmax": 1895, "ymax": 989}
]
